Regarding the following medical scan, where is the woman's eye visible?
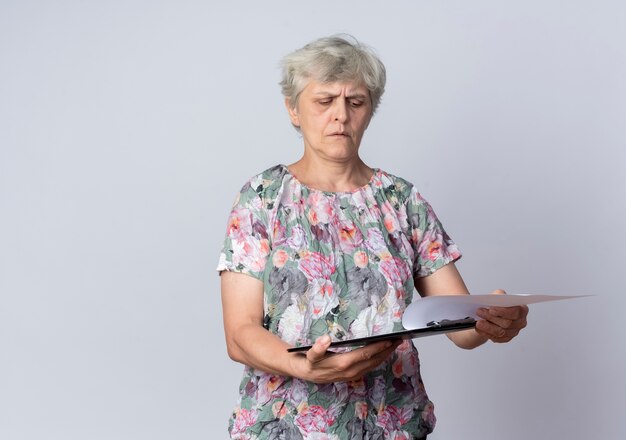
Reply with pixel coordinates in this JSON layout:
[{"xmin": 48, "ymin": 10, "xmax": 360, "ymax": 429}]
[
  {"xmin": 350, "ymin": 100, "xmax": 364, "ymax": 107},
  {"xmin": 318, "ymin": 99, "xmax": 332, "ymax": 105}
]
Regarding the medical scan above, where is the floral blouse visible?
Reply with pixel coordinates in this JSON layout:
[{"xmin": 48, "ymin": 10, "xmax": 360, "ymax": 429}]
[{"xmin": 217, "ymin": 165, "xmax": 461, "ymax": 439}]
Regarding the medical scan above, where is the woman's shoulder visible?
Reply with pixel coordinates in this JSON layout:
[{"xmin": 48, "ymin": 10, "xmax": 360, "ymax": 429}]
[
  {"xmin": 242, "ymin": 164, "xmax": 286, "ymax": 185},
  {"xmin": 237, "ymin": 164, "xmax": 288, "ymax": 193},
  {"xmin": 375, "ymin": 168, "xmax": 424, "ymax": 204},
  {"xmin": 232, "ymin": 165, "xmax": 289, "ymax": 208}
]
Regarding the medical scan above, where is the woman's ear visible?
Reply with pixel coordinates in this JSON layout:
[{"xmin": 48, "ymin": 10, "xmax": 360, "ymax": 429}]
[{"xmin": 285, "ymin": 98, "xmax": 300, "ymax": 127}]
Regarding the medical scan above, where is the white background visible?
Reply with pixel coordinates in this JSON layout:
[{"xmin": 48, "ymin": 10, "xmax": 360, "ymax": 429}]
[{"xmin": 1, "ymin": 1, "xmax": 625, "ymax": 439}]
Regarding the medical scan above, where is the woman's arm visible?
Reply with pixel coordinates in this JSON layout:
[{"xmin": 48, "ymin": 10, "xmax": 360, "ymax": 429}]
[
  {"xmin": 221, "ymin": 271, "xmax": 400, "ymax": 383},
  {"xmin": 414, "ymin": 263, "xmax": 528, "ymax": 349}
]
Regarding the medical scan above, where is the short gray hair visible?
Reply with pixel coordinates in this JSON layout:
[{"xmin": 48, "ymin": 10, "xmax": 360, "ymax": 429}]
[{"xmin": 279, "ymin": 35, "xmax": 386, "ymax": 114}]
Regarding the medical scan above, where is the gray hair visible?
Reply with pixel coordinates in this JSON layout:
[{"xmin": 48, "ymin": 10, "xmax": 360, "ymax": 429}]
[{"xmin": 279, "ymin": 35, "xmax": 386, "ymax": 114}]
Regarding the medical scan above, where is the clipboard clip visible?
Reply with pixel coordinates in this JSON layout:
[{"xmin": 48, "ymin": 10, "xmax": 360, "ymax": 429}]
[{"xmin": 426, "ymin": 317, "xmax": 475, "ymax": 327}]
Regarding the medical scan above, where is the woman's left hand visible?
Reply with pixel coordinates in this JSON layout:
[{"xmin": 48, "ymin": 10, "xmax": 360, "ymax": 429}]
[{"xmin": 475, "ymin": 289, "xmax": 529, "ymax": 343}]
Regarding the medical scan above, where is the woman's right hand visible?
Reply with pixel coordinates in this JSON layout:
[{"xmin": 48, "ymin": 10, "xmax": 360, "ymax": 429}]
[{"xmin": 293, "ymin": 334, "xmax": 401, "ymax": 383}]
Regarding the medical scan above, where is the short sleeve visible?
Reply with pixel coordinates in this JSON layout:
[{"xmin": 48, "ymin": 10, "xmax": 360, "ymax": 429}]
[
  {"xmin": 216, "ymin": 181, "xmax": 271, "ymax": 280},
  {"xmin": 405, "ymin": 188, "xmax": 462, "ymax": 278}
]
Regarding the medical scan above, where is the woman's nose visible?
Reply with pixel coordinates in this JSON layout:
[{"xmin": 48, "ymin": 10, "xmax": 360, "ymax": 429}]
[{"xmin": 333, "ymin": 100, "xmax": 348, "ymax": 122}]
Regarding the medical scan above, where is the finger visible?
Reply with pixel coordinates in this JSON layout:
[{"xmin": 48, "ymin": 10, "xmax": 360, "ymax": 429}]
[
  {"xmin": 305, "ymin": 339, "xmax": 401, "ymax": 383},
  {"xmin": 344, "ymin": 340, "xmax": 394, "ymax": 364},
  {"xmin": 476, "ymin": 308, "xmax": 513, "ymax": 329},
  {"xmin": 476, "ymin": 306, "xmax": 528, "ymax": 327},
  {"xmin": 337, "ymin": 340, "xmax": 399, "ymax": 372},
  {"xmin": 341, "ymin": 340, "xmax": 401, "ymax": 381},
  {"xmin": 484, "ymin": 305, "xmax": 528, "ymax": 320},
  {"xmin": 476, "ymin": 312, "xmax": 516, "ymax": 331},
  {"xmin": 490, "ymin": 289, "xmax": 507, "ymax": 295},
  {"xmin": 475, "ymin": 319, "xmax": 508, "ymax": 339},
  {"xmin": 306, "ymin": 334, "xmax": 332, "ymax": 364},
  {"xmin": 475, "ymin": 319, "xmax": 523, "ymax": 342}
]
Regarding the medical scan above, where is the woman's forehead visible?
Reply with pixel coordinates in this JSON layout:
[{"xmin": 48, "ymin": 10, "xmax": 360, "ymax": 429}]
[{"xmin": 304, "ymin": 80, "xmax": 369, "ymax": 97}]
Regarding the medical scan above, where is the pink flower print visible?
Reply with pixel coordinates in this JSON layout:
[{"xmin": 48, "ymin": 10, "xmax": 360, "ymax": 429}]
[
  {"xmin": 309, "ymin": 279, "xmax": 336, "ymax": 318},
  {"xmin": 250, "ymin": 192, "xmax": 264, "ymax": 211},
  {"xmin": 272, "ymin": 249, "xmax": 289, "ymax": 268},
  {"xmin": 273, "ymin": 221, "xmax": 286, "ymax": 244},
  {"xmin": 392, "ymin": 357, "xmax": 404, "ymax": 378},
  {"xmin": 380, "ymin": 200, "xmax": 393, "ymax": 216},
  {"xmin": 286, "ymin": 224, "xmax": 306, "ymax": 250},
  {"xmin": 411, "ymin": 227, "xmax": 422, "ymax": 244},
  {"xmin": 355, "ymin": 401, "xmax": 368, "ymax": 420},
  {"xmin": 384, "ymin": 214, "xmax": 398, "ymax": 233},
  {"xmin": 307, "ymin": 191, "xmax": 333, "ymax": 225},
  {"xmin": 337, "ymin": 220, "xmax": 363, "ymax": 253},
  {"xmin": 318, "ymin": 279, "xmax": 333, "ymax": 297},
  {"xmin": 298, "ymin": 252, "xmax": 335, "ymax": 282},
  {"xmin": 295, "ymin": 405, "xmax": 335, "ymax": 434},
  {"xmin": 252, "ymin": 219, "xmax": 268, "ymax": 240},
  {"xmin": 231, "ymin": 408, "xmax": 258, "ymax": 435},
  {"xmin": 379, "ymin": 256, "xmax": 412, "ymax": 287},
  {"xmin": 370, "ymin": 377, "xmax": 387, "ymax": 412},
  {"xmin": 419, "ymin": 228, "xmax": 445, "ymax": 262},
  {"xmin": 427, "ymin": 241, "xmax": 441, "ymax": 261},
  {"xmin": 283, "ymin": 184, "xmax": 305, "ymax": 217},
  {"xmin": 257, "ymin": 374, "xmax": 286, "ymax": 404},
  {"xmin": 227, "ymin": 207, "xmax": 252, "ymax": 240},
  {"xmin": 358, "ymin": 200, "xmax": 382, "ymax": 224},
  {"xmin": 259, "ymin": 238, "xmax": 270, "ymax": 254},
  {"xmin": 272, "ymin": 401, "xmax": 289, "ymax": 419},
  {"xmin": 311, "ymin": 223, "xmax": 333, "ymax": 243},
  {"xmin": 307, "ymin": 208, "xmax": 321, "ymax": 226},
  {"xmin": 227, "ymin": 214, "xmax": 241, "ymax": 236},
  {"xmin": 353, "ymin": 250, "xmax": 369, "ymax": 268},
  {"xmin": 381, "ymin": 201, "xmax": 400, "ymax": 233},
  {"xmin": 364, "ymin": 228, "xmax": 387, "ymax": 254},
  {"xmin": 377, "ymin": 405, "xmax": 413, "ymax": 431},
  {"xmin": 289, "ymin": 378, "xmax": 309, "ymax": 407},
  {"xmin": 232, "ymin": 237, "xmax": 269, "ymax": 273},
  {"xmin": 392, "ymin": 341, "xmax": 418, "ymax": 378}
]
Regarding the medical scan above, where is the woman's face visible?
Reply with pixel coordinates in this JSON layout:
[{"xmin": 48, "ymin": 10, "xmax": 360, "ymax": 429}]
[{"xmin": 286, "ymin": 80, "xmax": 373, "ymax": 163}]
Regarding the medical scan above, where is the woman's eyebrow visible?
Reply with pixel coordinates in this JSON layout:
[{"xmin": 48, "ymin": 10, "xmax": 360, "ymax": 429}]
[
  {"xmin": 346, "ymin": 93, "xmax": 368, "ymax": 99},
  {"xmin": 312, "ymin": 91, "xmax": 368, "ymax": 99},
  {"xmin": 312, "ymin": 91, "xmax": 339, "ymax": 97}
]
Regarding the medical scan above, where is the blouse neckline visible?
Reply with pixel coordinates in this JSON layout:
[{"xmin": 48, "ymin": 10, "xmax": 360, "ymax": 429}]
[{"xmin": 280, "ymin": 164, "xmax": 380, "ymax": 196}]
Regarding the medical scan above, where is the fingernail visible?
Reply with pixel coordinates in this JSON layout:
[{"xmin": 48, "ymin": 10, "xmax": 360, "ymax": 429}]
[{"xmin": 319, "ymin": 334, "xmax": 331, "ymax": 344}]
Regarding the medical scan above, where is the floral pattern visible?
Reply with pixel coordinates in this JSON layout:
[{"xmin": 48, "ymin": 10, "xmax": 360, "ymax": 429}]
[{"xmin": 217, "ymin": 165, "xmax": 461, "ymax": 439}]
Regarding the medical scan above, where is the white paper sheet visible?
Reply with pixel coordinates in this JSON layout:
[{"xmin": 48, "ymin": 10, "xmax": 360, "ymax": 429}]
[{"xmin": 402, "ymin": 294, "xmax": 589, "ymax": 329}]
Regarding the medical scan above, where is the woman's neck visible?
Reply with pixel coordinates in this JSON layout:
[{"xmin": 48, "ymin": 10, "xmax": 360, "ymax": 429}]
[{"xmin": 287, "ymin": 156, "xmax": 373, "ymax": 193}]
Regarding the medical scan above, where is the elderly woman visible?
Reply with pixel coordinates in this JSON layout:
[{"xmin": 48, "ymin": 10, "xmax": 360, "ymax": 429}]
[{"xmin": 217, "ymin": 36, "xmax": 528, "ymax": 439}]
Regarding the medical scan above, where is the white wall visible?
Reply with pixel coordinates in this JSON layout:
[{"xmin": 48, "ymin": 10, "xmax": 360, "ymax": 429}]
[{"xmin": 1, "ymin": 1, "xmax": 624, "ymax": 439}]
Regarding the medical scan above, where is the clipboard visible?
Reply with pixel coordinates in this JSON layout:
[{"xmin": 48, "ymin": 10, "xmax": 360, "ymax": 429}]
[
  {"xmin": 286, "ymin": 317, "xmax": 476, "ymax": 353},
  {"xmin": 285, "ymin": 293, "xmax": 589, "ymax": 353}
]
